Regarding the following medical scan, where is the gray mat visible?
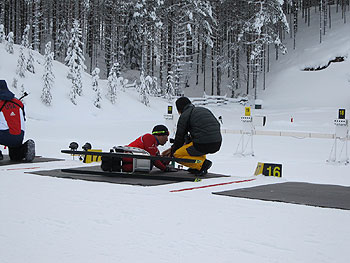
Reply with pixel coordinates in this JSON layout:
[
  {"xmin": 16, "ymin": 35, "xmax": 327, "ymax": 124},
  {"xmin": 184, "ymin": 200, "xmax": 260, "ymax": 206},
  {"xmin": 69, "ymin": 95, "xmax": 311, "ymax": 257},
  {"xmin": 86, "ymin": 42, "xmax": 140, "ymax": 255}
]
[
  {"xmin": 0, "ymin": 155, "xmax": 63, "ymax": 166},
  {"xmin": 29, "ymin": 165, "xmax": 230, "ymax": 186},
  {"xmin": 213, "ymin": 182, "xmax": 350, "ymax": 210}
]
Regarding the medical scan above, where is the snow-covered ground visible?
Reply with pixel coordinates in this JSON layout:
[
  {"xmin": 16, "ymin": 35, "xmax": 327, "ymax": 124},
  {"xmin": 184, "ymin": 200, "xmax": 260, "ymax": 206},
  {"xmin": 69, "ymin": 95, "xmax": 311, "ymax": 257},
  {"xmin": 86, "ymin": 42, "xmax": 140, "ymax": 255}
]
[{"xmin": 1, "ymin": 7, "xmax": 350, "ymax": 263}]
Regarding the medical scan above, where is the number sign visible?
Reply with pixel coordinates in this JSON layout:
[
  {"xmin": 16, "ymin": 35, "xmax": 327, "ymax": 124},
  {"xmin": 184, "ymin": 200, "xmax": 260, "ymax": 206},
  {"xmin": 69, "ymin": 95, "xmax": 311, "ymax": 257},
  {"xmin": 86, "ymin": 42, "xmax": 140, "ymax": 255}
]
[
  {"xmin": 254, "ymin": 162, "xmax": 282, "ymax": 177},
  {"xmin": 245, "ymin": 107, "xmax": 251, "ymax": 116},
  {"xmin": 339, "ymin": 109, "xmax": 346, "ymax": 119}
]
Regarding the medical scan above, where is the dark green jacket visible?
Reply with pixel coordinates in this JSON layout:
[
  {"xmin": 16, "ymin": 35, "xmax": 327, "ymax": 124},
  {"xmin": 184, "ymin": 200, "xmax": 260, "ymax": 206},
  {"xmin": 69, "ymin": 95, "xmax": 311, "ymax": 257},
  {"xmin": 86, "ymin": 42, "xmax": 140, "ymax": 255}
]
[{"xmin": 172, "ymin": 104, "xmax": 222, "ymax": 153}]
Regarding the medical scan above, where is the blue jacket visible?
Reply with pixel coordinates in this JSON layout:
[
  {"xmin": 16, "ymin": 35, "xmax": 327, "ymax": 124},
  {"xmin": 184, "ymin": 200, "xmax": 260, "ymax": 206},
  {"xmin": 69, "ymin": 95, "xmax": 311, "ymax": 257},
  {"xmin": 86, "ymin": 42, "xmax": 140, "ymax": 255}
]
[{"xmin": 0, "ymin": 80, "xmax": 15, "ymax": 100}]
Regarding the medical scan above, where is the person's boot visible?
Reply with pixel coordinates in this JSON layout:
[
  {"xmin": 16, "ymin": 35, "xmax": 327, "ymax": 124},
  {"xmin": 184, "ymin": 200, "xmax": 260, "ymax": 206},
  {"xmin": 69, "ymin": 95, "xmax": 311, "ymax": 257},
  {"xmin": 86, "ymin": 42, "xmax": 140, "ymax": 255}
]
[
  {"xmin": 24, "ymin": 139, "xmax": 36, "ymax": 162},
  {"xmin": 195, "ymin": 159, "xmax": 212, "ymax": 176}
]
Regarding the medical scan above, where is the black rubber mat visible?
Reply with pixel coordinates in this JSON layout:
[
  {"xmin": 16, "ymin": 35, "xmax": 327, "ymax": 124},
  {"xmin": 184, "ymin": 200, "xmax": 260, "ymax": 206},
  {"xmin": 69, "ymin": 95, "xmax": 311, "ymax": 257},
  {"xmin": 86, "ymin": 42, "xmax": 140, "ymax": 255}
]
[
  {"xmin": 213, "ymin": 182, "xmax": 350, "ymax": 210},
  {"xmin": 28, "ymin": 165, "xmax": 230, "ymax": 186},
  {"xmin": 0, "ymin": 155, "xmax": 63, "ymax": 165}
]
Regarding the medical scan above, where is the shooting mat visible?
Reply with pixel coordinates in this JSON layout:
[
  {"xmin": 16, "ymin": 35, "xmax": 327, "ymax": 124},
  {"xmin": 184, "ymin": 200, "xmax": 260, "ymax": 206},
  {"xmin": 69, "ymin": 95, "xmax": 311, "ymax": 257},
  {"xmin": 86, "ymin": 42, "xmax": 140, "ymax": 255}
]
[
  {"xmin": 213, "ymin": 182, "xmax": 350, "ymax": 210},
  {"xmin": 28, "ymin": 165, "xmax": 230, "ymax": 186},
  {"xmin": 0, "ymin": 155, "xmax": 63, "ymax": 166}
]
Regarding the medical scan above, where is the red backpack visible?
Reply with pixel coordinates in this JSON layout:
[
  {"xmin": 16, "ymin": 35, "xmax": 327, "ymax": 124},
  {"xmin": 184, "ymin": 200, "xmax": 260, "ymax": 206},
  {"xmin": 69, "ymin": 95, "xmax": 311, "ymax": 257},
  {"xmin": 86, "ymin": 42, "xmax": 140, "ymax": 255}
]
[{"xmin": 0, "ymin": 98, "xmax": 25, "ymax": 135}]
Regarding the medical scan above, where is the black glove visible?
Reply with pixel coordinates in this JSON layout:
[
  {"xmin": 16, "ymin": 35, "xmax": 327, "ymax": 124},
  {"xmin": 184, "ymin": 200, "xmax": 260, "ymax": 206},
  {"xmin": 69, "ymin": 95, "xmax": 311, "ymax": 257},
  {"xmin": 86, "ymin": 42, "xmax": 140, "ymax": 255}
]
[{"xmin": 164, "ymin": 166, "xmax": 178, "ymax": 172}]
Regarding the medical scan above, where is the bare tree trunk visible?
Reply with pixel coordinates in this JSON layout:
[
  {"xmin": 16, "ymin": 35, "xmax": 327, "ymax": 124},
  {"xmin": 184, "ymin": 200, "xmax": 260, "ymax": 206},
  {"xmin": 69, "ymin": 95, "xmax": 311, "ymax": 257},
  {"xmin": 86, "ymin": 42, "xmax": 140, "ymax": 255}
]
[
  {"xmin": 196, "ymin": 35, "xmax": 200, "ymax": 85},
  {"xmin": 202, "ymin": 44, "xmax": 206, "ymax": 93}
]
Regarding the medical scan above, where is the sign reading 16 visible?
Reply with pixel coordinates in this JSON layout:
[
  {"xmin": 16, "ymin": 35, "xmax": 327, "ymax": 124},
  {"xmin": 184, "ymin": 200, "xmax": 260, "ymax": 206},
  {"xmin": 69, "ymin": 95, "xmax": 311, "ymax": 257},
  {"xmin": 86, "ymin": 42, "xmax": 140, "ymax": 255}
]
[{"xmin": 262, "ymin": 163, "xmax": 282, "ymax": 177}]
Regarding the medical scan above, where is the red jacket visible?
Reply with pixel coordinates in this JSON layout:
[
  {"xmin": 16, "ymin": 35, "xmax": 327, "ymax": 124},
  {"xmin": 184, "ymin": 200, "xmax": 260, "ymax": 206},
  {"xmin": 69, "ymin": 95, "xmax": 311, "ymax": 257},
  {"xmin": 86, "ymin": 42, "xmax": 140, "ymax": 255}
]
[
  {"xmin": 0, "ymin": 98, "xmax": 25, "ymax": 135},
  {"xmin": 123, "ymin": 133, "xmax": 167, "ymax": 172}
]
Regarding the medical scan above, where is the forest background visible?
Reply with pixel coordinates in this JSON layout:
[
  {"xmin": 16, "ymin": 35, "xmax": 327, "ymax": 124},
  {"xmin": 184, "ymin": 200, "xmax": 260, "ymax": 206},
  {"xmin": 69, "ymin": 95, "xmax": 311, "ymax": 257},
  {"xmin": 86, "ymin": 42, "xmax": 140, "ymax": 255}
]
[{"xmin": 0, "ymin": 0, "xmax": 349, "ymax": 102}]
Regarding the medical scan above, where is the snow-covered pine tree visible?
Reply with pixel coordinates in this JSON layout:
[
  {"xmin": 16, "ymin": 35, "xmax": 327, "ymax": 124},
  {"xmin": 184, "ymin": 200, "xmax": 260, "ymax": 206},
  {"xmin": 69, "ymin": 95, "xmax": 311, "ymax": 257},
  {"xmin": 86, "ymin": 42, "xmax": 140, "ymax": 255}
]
[
  {"xmin": 12, "ymin": 77, "xmax": 18, "ymax": 90},
  {"xmin": 106, "ymin": 67, "xmax": 117, "ymax": 104},
  {"xmin": 92, "ymin": 67, "xmax": 102, "ymax": 108},
  {"xmin": 239, "ymin": 0, "xmax": 289, "ymax": 98},
  {"xmin": 165, "ymin": 71, "xmax": 175, "ymax": 102},
  {"xmin": 41, "ymin": 42, "xmax": 54, "ymax": 106},
  {"xmin": 144, "ymin": 75, "xmax": 160, "ymax": 96},
  {"xmin": 65, "ymin": 19, "xmax": 86, "ymax": 98},
  {"xmin": 16, "ymin": 25, "xmax": 32, "ymax": 78},
  {"xmin": 27, "ymin": 47, "xmax": 35, "ymax": 73},
  {"xmin": 22, "ymin": 25, "xmax": 30, "ymax": 48},
  {"xmin": 5, "ymin": 32, "xmax": 14, "ymax": 54},
  {"xmin": 114, "ymin": 62, "xmax": 121, "ymax": 78},
  {"xmin": 0, "ymin": 24, "xmax": 4, "ymax": 43},
  {"xmin": 139, "ymin": 71, "xmax": 150, "ymax": 106},
  {"xmin": 20, "ymin": 84, "xmax": 26, "ymax": 102},
  {"xmin": 16, "ymin": 45, "xmax": 27, "ymax": 78}
]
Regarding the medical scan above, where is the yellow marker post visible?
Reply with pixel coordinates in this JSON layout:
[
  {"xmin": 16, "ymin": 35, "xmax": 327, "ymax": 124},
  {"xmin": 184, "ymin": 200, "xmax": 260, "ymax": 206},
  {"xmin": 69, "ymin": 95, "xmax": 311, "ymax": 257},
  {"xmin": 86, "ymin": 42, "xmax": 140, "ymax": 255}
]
[
  {"xmin": 168, "ymin": 105, "xmax": 173, "ymax": 114},
  {"xmin": 339, "ymin": 109, "xmax": 346, "ymax": 119},
  {"xmin": 245, "ymin": 107, "xmax": 251, "ymax": 116}
]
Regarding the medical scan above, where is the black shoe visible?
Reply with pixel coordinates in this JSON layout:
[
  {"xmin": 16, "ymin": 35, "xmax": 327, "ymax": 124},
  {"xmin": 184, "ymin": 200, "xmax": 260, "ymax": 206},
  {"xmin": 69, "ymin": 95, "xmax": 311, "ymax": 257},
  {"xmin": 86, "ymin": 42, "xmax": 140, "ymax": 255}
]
[
  {"xmin": 24, "ymin": 139, "xmax": 36, "ymax": 162},
  {"xmin": 0, "ymin": 150, "xmax": 3, "ymax": 161},
  {"xmin": 195, "ymin": 159, "xmax": 212, "ymax": 176}
]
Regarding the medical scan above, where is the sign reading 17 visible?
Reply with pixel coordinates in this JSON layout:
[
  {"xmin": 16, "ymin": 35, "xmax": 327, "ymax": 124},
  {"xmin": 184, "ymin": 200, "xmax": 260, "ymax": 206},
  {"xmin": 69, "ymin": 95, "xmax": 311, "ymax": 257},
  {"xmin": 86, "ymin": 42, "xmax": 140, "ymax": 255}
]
[{"xmin": 263, "ymin": 163, "xmax": 282, "ymax": 177}]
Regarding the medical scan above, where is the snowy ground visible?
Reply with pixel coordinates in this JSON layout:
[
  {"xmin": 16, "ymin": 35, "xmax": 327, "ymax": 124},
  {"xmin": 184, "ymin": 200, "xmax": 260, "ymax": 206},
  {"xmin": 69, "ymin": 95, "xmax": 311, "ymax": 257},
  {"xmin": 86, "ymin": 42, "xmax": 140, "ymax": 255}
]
[{"xmin": 1, "ymin": 7, "xmax": 350, "ymax": 263}]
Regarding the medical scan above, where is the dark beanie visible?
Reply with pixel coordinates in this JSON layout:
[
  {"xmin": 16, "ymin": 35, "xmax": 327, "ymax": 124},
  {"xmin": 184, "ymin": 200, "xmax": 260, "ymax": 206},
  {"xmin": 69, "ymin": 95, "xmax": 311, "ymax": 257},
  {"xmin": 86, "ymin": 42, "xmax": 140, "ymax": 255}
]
[
  {"xmin": 152, "ymin": 125, "xmax": 169, "ymax": 136},
  {"xmin": 0, "ymin": 80, "xmax": 15, "ymax": 100},
  {"xmin": 175, "ymin": 97, "xmax": 191, "ymax": 113}
]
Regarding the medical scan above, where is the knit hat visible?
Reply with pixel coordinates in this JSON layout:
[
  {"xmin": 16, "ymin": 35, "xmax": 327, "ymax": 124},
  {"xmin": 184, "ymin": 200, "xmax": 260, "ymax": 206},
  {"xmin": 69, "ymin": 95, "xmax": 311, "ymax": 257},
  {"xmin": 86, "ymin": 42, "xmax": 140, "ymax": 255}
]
[
  {"xmin": 152, "ymin": 125, "xmax": 169, "ymax": 136},
  {"xmin": 0, "ymin": 80, "xmax": 15, "ymax": 100},
  {"xmin": 175, "ymin": 97, "xmax": 191, "ymax": 113}
]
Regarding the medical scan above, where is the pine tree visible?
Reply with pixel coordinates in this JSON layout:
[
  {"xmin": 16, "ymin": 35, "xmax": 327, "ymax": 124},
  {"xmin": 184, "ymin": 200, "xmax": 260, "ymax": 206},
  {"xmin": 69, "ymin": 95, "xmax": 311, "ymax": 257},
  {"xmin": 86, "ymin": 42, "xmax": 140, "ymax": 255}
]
[
  {"xmin": 56, "ymin": 21, "xmax": 70, "ymax": 62},
  {"xmin": 16, "ymin": 25, "xmax": 32, "ymax": 78},
  {"xmin": 239, "ymin": 0, "xmax": 289, "ymax": 98},
  {"xmin": 16, "ymin": 45, "xmax": 27, "ymax": 78},
  {"xmin": 106, "ymin": 66, "xmax": 117, "ymax": 104},
  {"xmin": 20, "ymin": 84, "xmax": 26, "ymax": 102},
  {"xmin": 41, "ymin": 42, "xmax": 54, "ymax": 106},
  {"xmin": 92, "ymin": 67, "xmax": 102, "ymax": 108},
  {"xmin": 165, "ymin": 71, "xmax": 175, "ymax": 102},
  {"xmin": 139, "ymin": 71, "xmax": 150, "ymax": 106},
  {"xmin": 12, "ymin": 77, "xmax": 18, "ymax": 90},
  {"xmin": 27, "ymin": 47, "xmax": 35, "ymax": 73},
  {"xmin": 65, "ymin": 20, "xmax": 86, "ymax": 99},
  {"xmin": 22, "ymin": 25, "xmax": 30, "ymax": 48},
  {"xmin": 6, "ymin": 32, "xmax": 14, "ymax": 54},
  {"xmin": 0, "ymin": 24, "xmax": 4, "ymax": 43}
]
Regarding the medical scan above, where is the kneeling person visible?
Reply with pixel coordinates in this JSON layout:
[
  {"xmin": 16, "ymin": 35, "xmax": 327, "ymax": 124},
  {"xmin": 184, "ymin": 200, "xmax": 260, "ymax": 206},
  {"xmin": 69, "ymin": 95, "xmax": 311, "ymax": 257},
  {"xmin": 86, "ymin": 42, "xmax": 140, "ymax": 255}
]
[
  {"xmin": 164, "ymin": 97, "xmax": 222, "ymax": 176},
  {"xmin": 0, "ymin": 80, "xmax": 35, "ymax": 162}
]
